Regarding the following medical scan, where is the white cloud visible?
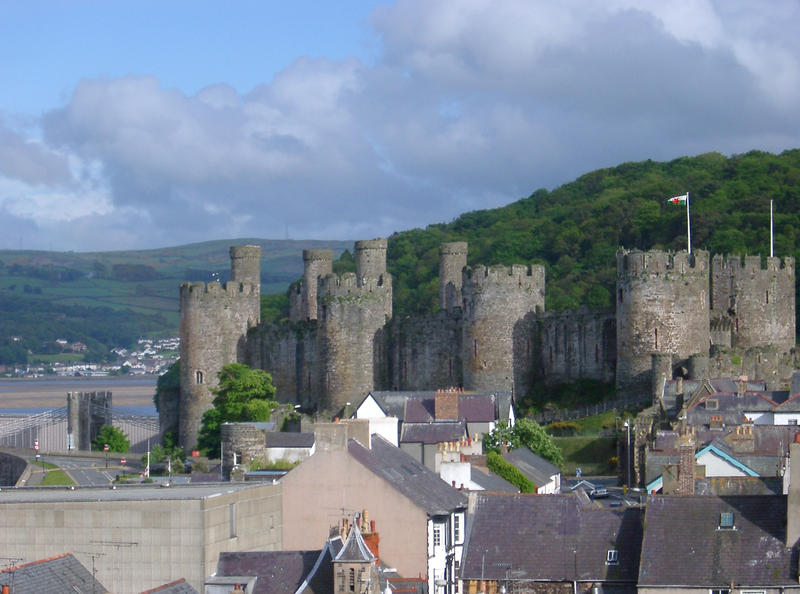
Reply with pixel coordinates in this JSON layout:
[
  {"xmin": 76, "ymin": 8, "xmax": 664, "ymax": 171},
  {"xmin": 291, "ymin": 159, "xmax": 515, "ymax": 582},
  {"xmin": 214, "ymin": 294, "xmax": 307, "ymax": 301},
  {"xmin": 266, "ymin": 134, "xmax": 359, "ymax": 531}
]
[{"xmin": 1, "ymin": 0, "xmax": 799, "ymax": 251}]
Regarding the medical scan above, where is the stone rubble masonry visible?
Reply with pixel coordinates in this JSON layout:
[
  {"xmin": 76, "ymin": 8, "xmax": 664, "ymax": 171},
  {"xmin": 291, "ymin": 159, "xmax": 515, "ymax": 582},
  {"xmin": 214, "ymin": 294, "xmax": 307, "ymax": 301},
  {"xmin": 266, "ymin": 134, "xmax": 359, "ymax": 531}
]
[
  {"xmin": 177, "ymin": 241, "xmax": 798, "ymax": 444},
  {"xmin": 616, "ymin": 249, "xmax": 711, "ymax": 395},
  {"xmin": 439, "ymin": 242, "xmax": 468, "ymax": 312},
  {"xmin": 178, "ymin": 246, "xmax": 261, "ymax": 451},
  {"xmin": 67, "ymin": 391, "xmax": 112, "ymax": 451}
]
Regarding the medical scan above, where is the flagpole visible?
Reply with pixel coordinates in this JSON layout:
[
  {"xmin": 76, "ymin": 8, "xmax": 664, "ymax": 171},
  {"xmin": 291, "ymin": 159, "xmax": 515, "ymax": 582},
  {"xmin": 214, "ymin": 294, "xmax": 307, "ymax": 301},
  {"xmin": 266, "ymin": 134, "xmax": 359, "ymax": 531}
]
[
  {"xmin": 686, "ymin": 192, "xmax": 691, "ymax": 255},
  {"xmin": 770, "ymin": 199, "xmax": 774, "ymax": 258}
]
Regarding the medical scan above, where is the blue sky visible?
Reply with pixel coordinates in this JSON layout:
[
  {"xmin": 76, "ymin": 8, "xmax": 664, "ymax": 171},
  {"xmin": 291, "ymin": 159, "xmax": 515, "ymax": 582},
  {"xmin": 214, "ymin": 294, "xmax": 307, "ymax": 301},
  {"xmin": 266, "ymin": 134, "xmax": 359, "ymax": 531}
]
[{"xmin": 2, "ymin": 0, "xmax": 800, "ymax": 251}]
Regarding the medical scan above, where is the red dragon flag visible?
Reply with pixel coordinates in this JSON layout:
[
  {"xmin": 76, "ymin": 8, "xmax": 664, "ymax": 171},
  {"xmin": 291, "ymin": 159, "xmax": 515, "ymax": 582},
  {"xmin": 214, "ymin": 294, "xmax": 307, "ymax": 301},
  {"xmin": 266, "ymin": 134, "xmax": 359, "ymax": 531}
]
[{"xmin": 667, "ymin": 194, "xmax": 688, "ymax": 204}]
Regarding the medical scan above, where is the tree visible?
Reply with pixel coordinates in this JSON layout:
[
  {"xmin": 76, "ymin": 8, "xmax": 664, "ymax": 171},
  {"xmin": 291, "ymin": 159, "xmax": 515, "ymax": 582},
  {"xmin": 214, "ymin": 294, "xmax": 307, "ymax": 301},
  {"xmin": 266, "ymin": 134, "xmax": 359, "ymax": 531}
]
[
  {"xmin": 197, "ymin": 363, "xmax": 278, "ymax": 458},
  {"xmin": 484, "ymin": 418, "xmax": 563, "ymax": 467},
  {"xmin": 92, "ymin": 425, "xmax": 130, "ymax": 453}
]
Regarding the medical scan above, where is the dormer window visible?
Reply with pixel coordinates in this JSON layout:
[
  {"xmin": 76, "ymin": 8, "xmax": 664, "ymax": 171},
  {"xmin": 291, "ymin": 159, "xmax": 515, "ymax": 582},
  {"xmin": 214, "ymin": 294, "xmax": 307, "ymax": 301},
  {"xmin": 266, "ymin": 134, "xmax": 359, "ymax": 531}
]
[
  {"xmin": 606, "ymin": 549, "xmax": 619, "ymax": 565},
  {"xmin": 719, "ymin": 512, "xmax": 735, "ymax": 530},
  {"xmin": 705, "ymin": 399, "xmax": 718, "ymax": 410}
]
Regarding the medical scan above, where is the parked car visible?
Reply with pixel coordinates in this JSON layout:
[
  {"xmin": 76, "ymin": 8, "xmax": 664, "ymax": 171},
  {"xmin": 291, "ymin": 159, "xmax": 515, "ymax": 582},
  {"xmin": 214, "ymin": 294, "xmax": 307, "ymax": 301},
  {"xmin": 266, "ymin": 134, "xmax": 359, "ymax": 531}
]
[{"xmin": 590, "ymin": 487, "xmax": 609, "ymax": 499}]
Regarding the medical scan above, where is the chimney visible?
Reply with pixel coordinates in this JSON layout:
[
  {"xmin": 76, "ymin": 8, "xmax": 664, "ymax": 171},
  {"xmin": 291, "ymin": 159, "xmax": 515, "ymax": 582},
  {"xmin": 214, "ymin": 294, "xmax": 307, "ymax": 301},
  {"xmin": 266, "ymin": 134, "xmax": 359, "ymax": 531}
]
[
  {"xmin": 362, "ymin": 519, "xmax": 380, "ymax": 559},
  {"xmin": 676, "ymin": 430, "xmax": 696, "ymax": 496},
  {"xmin": 737, "ymin": 375, "xmax": 748, "ymax": 396},
  {"xmin": 230, "ymin": 584, "xmax": 244, "ymax": 594},
  {"xmin": 435, "ymin": 387, "xmax": 459, "ymax": 420},
  {"xmin": 787, "ymin": 434, "xmax": 800, "ymax": 547},
  {"xmin": 676, "ymin": 377, "xmax": 683, "ymax": 395},
  {"xmin": 2, "ymin": 585, "xmax": 9, "ymax": 594}
]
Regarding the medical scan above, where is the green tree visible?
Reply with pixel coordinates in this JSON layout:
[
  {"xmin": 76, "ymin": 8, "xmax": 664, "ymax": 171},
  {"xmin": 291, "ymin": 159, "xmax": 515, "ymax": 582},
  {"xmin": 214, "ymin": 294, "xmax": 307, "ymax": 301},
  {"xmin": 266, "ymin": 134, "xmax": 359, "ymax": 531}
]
[
  {"xmin": 92, "ymin": 425, "xmax": 130, "ymax": 453},
  {"xmin": 487, "ymin": 451, "xmax": 536, "ymax": 493},
  {"xmin": 484, "ymin": 418, "xmax": 563, "ymax": 467},
  {"xmin": 197, "ymin": 363, "xmax": 278, "ymax": 458}
]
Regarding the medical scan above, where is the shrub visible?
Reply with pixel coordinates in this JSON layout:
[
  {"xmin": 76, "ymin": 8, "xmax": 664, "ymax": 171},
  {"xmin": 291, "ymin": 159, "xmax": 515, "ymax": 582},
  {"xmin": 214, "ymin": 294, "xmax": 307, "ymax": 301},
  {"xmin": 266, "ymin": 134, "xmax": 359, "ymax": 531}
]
[{"xmin": 487, "ymin": 451, "xmax": 536, "ymax": 493}]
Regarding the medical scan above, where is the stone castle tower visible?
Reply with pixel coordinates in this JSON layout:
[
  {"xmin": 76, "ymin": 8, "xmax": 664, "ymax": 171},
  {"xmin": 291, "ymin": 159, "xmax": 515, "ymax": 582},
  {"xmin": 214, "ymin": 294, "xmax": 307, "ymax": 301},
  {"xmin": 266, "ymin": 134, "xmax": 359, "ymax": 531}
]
[
  {"xmin": 615, "ymin": 249, "xmax": 711, "ymax": 393},
  {"xmin": 178, "ymin": 246, "xmax": 261, "ymax": 450},
  {"xmin": 176, "ymin": 241, "xmax": 796, "ymax": 448},
  {"xmin": 711, "ymin": 254, "xmax": 795, "ymax": 351}
]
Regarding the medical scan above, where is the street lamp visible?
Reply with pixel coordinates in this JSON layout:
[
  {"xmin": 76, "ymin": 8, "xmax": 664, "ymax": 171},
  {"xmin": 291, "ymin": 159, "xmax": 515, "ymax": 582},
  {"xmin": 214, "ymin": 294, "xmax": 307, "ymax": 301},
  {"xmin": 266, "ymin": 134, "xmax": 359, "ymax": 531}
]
[{"xmin": 623, "ymin": 420, "xmax": 631, "ymax": 488}]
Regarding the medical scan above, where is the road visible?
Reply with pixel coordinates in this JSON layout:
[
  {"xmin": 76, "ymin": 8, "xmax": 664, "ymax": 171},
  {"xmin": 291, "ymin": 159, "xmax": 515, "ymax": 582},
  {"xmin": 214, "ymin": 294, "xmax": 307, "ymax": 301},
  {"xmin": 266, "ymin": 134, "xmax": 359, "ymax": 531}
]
[{"xmin": 30, "ymin": 453, "xmax": 137, "ymax": 486}]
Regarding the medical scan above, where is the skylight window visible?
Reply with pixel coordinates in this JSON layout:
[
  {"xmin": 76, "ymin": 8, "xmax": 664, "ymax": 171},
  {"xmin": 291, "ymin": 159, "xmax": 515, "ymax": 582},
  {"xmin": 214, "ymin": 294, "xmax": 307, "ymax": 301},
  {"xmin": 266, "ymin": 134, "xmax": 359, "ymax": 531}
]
[
  {"xmin": 606, "ymin": 549, "xmax": 619, "ymax": 565},
  {"xmin": 719, "ymin": 512, "xmax": 734, "ymax": 529}
]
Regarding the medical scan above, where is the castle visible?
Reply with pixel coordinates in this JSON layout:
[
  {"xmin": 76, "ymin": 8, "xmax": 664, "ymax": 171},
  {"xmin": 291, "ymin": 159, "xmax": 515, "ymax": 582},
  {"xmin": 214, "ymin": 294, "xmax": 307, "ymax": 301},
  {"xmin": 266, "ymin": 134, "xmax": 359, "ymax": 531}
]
[{"xmin": 177, "ymin": 240, "xmax": 796, "ymax": 450}]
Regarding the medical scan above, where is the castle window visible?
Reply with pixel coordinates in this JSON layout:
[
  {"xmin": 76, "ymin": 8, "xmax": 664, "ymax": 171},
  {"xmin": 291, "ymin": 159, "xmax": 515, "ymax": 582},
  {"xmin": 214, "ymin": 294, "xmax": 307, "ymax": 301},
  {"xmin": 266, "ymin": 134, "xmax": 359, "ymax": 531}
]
[
  {"xmin": 618, "ymin": 288, "xmax": 623, "ymax": 303},
  {"xmin": 654, "ymin": 328, "xmax": 658, "ymax": 350},
  {"xmin": 766, "ymin": 290, "xmax": 769, "ymax": 304},
  {"xmin": 473, "ymin": 339, "xmax": 478, "ymax": 359},
  {"xmin": 196, "ymin": 370, "xmax": 204, "ymax": 384}
]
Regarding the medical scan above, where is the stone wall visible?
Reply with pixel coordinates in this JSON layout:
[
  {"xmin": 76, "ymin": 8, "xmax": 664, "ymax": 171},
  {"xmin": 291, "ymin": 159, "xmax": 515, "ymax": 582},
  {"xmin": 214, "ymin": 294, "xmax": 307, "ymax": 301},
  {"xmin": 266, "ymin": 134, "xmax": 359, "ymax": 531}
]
[
  {"xmin": 616, "ymin": 249, "xmax": 710, "ymax": 395},
  {"xmin": 0, "ymin": 451, "xmax": 26, "ymax": 486}
]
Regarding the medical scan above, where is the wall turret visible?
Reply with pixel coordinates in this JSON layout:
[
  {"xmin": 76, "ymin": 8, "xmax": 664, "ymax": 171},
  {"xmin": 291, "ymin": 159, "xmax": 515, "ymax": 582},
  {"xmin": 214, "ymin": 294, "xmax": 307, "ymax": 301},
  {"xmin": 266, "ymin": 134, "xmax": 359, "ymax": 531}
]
[
  {"xmin": 711, "ymin": 254, "xmax": 795, "ymax": 351},
  {"xmin": 439, "ymin": 242, "xmax": 468, "ymax": 312},
  {"xmin": 318, "ymin": 240, "xmax": 392, "ymax": 412},
  {"xmin": 616, "ymin": 249, "xmax": 710, "ymax": 396},
  {"xmin": 178, "ymin": 246, "xmax": 261, "ymax": 451},
  {"xmin": 461, "ymin": 263, "xmax": 545, "ymax": 392},
  {"xmin": 290, "ymin": 249, "xmax": 334, "ymax": 322}
]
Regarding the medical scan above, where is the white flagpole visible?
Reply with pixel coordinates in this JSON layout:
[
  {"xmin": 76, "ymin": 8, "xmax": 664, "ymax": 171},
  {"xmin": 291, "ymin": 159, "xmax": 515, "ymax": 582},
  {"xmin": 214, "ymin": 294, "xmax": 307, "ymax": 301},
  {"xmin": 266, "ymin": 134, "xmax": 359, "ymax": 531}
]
[
  {"xmin": 770, "ymin": 199, "xmax": 774, "ymax": 258},
  {"xmin": 686, "ymin": 192, "xmax": 691, "ymax": 255}
]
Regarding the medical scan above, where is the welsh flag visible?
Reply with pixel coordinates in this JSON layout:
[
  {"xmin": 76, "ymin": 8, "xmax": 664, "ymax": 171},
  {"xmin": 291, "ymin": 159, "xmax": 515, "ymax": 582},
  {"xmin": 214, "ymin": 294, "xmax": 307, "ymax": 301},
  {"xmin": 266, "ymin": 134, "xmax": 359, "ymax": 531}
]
[{"xmin": 667, "ymin": 194, "xmax": 688, "ymax": 204}]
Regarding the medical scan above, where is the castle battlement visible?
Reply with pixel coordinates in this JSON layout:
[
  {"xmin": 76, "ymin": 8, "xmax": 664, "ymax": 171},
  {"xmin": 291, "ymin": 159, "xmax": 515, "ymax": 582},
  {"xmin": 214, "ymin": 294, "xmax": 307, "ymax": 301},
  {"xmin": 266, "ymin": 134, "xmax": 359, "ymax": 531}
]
[
  {"xmin": 179, "ymin": 280, "xmax": 258, "ymax": 301},
  {"xmin": 319, "ymin": 272, "xmax": 392, "ymax": 297},
  {"xmin": 712, "ymin": 253, "xmax": 795, "ymax": 273},
  {"xmin": 617, "ymin": 249, "xmax": 709, "ymax": 276},
  {"xmin": 464, "ymin": 263, "xmax": 546, "ymax": 289}
]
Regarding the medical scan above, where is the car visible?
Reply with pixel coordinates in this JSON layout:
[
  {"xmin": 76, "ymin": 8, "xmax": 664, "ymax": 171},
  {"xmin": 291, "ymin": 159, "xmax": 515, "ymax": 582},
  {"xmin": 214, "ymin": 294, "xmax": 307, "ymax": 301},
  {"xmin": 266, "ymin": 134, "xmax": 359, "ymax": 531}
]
[{"xmin": 590, "ymin": 487, "xmax": 609, "ymax": 499}]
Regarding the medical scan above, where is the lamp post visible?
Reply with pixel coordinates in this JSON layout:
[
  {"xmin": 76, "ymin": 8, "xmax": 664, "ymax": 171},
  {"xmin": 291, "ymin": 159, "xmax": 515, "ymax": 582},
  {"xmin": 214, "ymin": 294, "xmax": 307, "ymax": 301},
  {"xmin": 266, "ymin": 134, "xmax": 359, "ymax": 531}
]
[{"xmin": 623, "ymin": 420, "xmax": 631, "ymax": 488}]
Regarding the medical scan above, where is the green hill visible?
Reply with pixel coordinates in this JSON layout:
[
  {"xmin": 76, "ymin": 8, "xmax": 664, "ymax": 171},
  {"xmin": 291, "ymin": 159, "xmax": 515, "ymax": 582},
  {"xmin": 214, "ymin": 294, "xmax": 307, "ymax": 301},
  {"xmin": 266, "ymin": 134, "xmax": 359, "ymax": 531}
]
[{"xmin": 385, "ymin": 149, "xmax": 800, "ymax": 317}]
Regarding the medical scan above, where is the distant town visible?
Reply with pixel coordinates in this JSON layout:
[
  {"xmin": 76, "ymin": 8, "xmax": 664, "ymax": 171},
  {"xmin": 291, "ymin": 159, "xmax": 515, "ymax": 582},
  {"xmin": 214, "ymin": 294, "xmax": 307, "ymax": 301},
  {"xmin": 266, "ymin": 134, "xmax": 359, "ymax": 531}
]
[{"xmin": 2, "ymin": 336, "xmax": 179, "ymax": 378}]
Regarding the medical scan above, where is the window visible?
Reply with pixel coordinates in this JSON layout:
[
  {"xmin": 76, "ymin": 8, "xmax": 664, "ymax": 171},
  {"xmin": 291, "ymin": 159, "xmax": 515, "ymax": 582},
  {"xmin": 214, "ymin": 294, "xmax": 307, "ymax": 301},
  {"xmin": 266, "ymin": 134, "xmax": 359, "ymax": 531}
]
[
  {"xmin": 349, "ymin": 567, "xmax": 355, "ymax": 592},
  {"xmin": 710, "ymin": 589, "xmax": 731, "ymax": 594},
  {"xmin": 705, "ymin": 399, "xmax": 719, "ymax": 410},
  {"xmin": 195, "ymin": 370, "xmax": 204, "ymax": 384},
  {"xmin": 433, "ymin": 525, "xmax": 442, "ymax": 547},
  {"xmin": 454, "ymin": 515, "xmax": 461, "ymax": 543},
  {"xmin": 606, "ymin": 549, "xmax": 619, "ymax": 565},
  {"xmin": 719, "ymin": 512, "xmax": 734, "ymax": 529},
  {"xmin": 790, "ymin": 419, "xmax": 798, "ymax": 426}
]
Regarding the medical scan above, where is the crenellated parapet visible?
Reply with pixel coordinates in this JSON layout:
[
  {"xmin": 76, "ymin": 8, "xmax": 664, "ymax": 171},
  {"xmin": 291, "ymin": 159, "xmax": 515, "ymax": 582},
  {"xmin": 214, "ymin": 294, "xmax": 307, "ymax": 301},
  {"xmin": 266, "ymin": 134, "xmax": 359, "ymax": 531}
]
[{"xmin": 617, "ymin": 248, "xmax": 709, "ymax": 278}]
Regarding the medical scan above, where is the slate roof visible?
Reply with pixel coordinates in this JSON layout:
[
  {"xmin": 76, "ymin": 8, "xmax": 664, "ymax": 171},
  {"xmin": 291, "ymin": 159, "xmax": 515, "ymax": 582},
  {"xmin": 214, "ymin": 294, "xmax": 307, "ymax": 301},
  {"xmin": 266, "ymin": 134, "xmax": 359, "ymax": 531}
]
[
  {"xmin": 0, "ymin": 553, "xmax": 109, "ymax": 593},
  {"xmin": 639, "ymin": 495, "xmax": 797, "ymax": 587},
  {"xmin": 502, "ymin": 447, "xmax": 560, "ymax": 488},
  {"xmin": 335, "ymin": 526, "xmax": 376, "ymax": 563},
  {"xmin": 140, "ymin": 578, "xmax": 199, "ymax": 593},
  {"xmin": 460, "ymin": 494, "xmax": 642, "ymax": 585},
  {"xmin": 363, "ymin": 390, "xmax": 510, "ymax": 423},
  {"xmin": 264, "ymin": 431, "xmax": 315, "ymax": 448},
  {"xmin": 216, "ymin": 538, "xmax": 343, "ymax": 594},
  {"xmin": 400, "ymin": 421, "xmax": 466, "ymax": 444},
  {"xmin": 347, "ymin": 434, "xmax": 467, "ymax": 516}
]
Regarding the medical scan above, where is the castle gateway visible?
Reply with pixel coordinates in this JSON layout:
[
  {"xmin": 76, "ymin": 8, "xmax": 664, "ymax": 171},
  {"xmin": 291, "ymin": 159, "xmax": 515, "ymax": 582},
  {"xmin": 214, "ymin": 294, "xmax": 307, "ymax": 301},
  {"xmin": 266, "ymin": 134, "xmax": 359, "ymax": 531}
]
[{"xmin": 177, "ymin": 241, "xmax": 795, "ymax": 451}]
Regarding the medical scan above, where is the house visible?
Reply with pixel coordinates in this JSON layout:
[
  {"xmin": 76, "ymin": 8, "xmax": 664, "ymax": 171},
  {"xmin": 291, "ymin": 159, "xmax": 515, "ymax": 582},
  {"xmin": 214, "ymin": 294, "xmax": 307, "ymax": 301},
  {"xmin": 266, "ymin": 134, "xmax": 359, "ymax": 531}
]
[
  {"xmin": 460, "ymin": 492, "xmax": 643, "ymax": 594},
  {"xmin": 438, "ymin": 439, "xmax": 518, "ymax": 493},
  {"xmin": 643, "ymin": 425, "xmax": 795, "ymax": 493},
  {"xmin": 139, "ymin": 578, "xmax": 199, "ymax": 593},
  {"xmin": 638, "ymin": 495, "xmax": 799, "ymax": 594},
  {"xmin": 355, "ymin": 388, "xmax": 513, "ymax": 471},
  {"xmin": 501, "ymin": 447, "xmax": 562, "ymax": 494},
  {"xmin": 0, "ymin": 553, "xmax": 109, "ymax": 593},
  {"xmin": 280, "ymin": 434, "xmax": 468, "ymax": 593},
  {"xmin": 209, "ymin": 514, "xmax": 418, "ymax": 593}
]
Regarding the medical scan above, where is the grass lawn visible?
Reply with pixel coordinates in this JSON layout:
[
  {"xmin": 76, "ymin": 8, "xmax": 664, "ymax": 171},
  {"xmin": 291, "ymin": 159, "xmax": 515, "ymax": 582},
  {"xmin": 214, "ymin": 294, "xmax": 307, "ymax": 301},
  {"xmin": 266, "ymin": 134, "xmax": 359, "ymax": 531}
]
[
  {"xmin": 554, "ymin": 436, "xmax": 617, "ymax": 477},
  {"xmin": 41, "ymin": 469, "xmax": 74, "ymax": 486}
]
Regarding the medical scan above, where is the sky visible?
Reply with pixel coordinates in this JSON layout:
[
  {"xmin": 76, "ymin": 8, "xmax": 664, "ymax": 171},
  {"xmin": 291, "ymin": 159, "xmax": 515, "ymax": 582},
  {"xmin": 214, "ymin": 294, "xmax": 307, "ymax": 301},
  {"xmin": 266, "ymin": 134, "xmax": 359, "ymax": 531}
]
[{"xmin": 2, "ymin": 0, "xmax": 800, "ymax": 252}]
